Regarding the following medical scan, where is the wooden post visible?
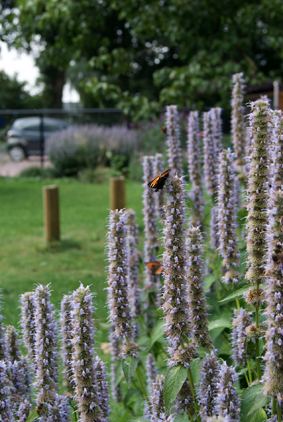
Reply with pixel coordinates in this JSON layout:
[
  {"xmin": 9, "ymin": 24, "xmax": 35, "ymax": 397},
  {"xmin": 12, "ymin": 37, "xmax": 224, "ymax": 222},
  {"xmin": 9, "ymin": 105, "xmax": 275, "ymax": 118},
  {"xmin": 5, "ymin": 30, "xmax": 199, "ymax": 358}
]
[
  {"xmin": 110, "ymin": 176, "xmax": 126, "ymax": 210},
  {"xmin": 43, "ymin": 185, "xmax": 60, "ymax": 243}
]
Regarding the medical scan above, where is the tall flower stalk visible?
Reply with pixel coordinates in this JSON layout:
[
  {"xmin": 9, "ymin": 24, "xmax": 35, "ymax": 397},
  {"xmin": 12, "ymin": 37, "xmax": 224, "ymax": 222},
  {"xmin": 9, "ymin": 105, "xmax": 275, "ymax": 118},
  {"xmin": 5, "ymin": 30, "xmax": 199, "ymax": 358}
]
[
  {"xmin": 217, "ymin": 148, "xmax": 240, "ymax": 284},
  {"xmin": 20, "ymin": 292, "xmax": 36, "ymax": 368},
  {"xmin": 245, "ymin": 98, "xmax": 271, "ymax": 379},
  {"xmin": 187, "ymin": 111, "xmax": 204, "ymax": 226},
  {"xmin": 143, "ymin": 156, "xmax": 160, "ymax": 291},
  {"xmin": 34, "ymin": 284, "xmax": 59, "ymax": 404},
  {"xmin": 231, "ymin": 73, "xmax": 246, "ymax": 172},
  {"xmin": 154, "ymin": 153, "xmax": 165, "ymax": 218},
  {"xmin": 198, "ymin": 352, "xmax": 220, "ymax": 419},
  {"xmin": 263, "ymin": 112, "xmax": 283, "ymax": 414},
  {"xmin": 231, "ymin": 308, "xmax": 252, "ymax": 367},
  {"xmin": 165, "ymin": 105, "xmax": 183, "ymax": 176},
  {"xmin": 0, "ymin": 360, "xmax": 13, "ymax": 421},
  {"xmin": 71, "ymin": 284, "xmax": 102, "ymax": 422},
  {"xmin": 203, "ymin": 111, "xmax": 218, "ymax": 197},
  {"xmin": 187, "ymin": 226, "xmax": 213, "ymax": 349},
  {"xmin": 215, "ymin": 362, "xmax": 240, "ymax": 421},
  {"xmin": 60, "ymin": 295, "xmax": 75, "ymax": 395},
  {"xmin": 162, "ymin": 175, "xmax": 199, "ymax": 419}
]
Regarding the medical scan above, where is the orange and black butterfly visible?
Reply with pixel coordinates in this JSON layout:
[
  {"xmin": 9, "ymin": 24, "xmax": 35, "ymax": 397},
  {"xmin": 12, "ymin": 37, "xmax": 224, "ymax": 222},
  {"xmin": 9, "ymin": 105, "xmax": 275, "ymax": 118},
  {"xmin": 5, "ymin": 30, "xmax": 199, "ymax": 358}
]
[
  {"xmin": 146, "ymin": 261, "xmax": 163, "ymax": 275},
  {"xmin": 148, "ymin": 168, "xmax": 171, "ymax": 192}
]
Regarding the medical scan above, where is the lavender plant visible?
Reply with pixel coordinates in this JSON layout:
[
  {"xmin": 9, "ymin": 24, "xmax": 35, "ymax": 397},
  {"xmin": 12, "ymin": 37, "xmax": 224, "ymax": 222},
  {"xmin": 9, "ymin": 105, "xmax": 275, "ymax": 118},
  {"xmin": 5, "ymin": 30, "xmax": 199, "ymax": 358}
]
[
  {"xmin": 187, "ymin": 111, "xmax": 204, "ymax": 226},
  {"xmin": 231, "ymin": 73, "xmax": 246, "ymax": 172},
  {"xmin": 0, "ymin": 360, "xmax": 13, "ymax": 421},
  {"xmin": 60, "ymin": 295, "xmax": 75, "ymax": 395},
  {"xmin": 217, "ymin": 148, "xmax": 240, "ymax": 284},
  {"xmin": 162, "ymin": 175, "xmax": 196, "ymax": 367},
  {"xmin": 203, "ymin": 111, "xmax": 218, "ymax": 197},
  {"xmin": 20, "ymin": 292, "xmax": 36, "ymax": 367},
  {"xmin": 187, "ymin": 226, "xmax": 213, "ymax": 349},
  {"xmin": 198, "ymin": 352, "xmax": 220, "ymax": 419},
  {"xmin": 231, "ymin": 308, "xmax": 252, "ymax": 367},
  {"xmin": 71, "ymin": 284, "xmax": 102, "ymax": 422},
  {"xmin": 262, "ymin": 113, "xmax": 283, "ymax": 410},
  {"xmin": 215, "ymin": 362, "xmax": 240, "ymax": 421},
  {"xmin": 165, "ymin": 105, "xmax": 183, "ymax": 176},
  {"xmin": 34, "ymin": 284, "xmax": 59, "ymax": 405},
  {"xmin": 94, "ymin": 356, "xmax": 110, "ymax": 421},
  {"xmin": 109, "ymin": 328, "xmax": 122, "ymax": 402}
]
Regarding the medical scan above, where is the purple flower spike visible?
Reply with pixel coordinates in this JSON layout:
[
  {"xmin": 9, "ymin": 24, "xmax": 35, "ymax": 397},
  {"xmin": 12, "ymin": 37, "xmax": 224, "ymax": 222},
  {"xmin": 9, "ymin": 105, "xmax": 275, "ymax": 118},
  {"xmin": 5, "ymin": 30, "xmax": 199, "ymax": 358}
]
[
  {"xmin": 187, "ymin": 111, "xmax": 204, "ymax": 226},
  {"xmin": 34, "ymin": 284, "xmax": 59, "ymax": 403},
  {"xmin": 109, "ymin": 329, "xmax": 122, "ymax": 402},
  {"xmin": 187, "ymin": 226, "xmax": 213, "ymax": 349},
  {"xmin": 165, "ymin": 105, "xmax": 183, "ymax": 177},
  {"xmin": 71, "ymin": 284, "xmax": 102, "ymax": 422},
  {"xmin": 6, "ymin": 325, "xmax": 21, "ymax": 362},
  {"xmin": 231, "ymin": 308, "xmax": 252, "ymax": 367},
  {"xmin": 125, "ymin": 209, "xmax": 141, "ymax": 319},
  {"xmin": 203, "ymin": 111, "xmax": 218, "ymax": 197},
  {"xmin": 245, "ymin": 98, "xmax": 271, "ymax": 285},
  {"xmin": 198, "ymin": 351, "xmax": 220, "ymax": 419},
  {"xmin": 0, "ymin": 360, "xmax": 13, "ymax": 421},
  {"xmin": 217, "ymin": 148, "xmax": 240, "ymax": 284},
  {"xmin": 210, "ymin": 205, "xmax": 219, "ymax": 250},
  {"xmin": 162, "ymin": 175, "xmax": 196, "ymax": 368},
  {"xmin": 94, "ymin": 356, "xmax": 110, "ymax": 421},
  {"xmin": 106, "ymin": 209, "xmax": 133, "ymax": 340},
  {"xmin": 263, "ymin": 112, "xmax": 283, "ymax": 400},
  {"xmin": 20, "ymin": 292, "xmax": 36, "ymax": 368},
  {"xmin": 211, "ymin": 107, "xmax": 222, "ymax": 161},
  {"xmin": 18, "ymin": 400, "xmax": 31, "ymax": 421},
  {"xmin": 215, "ymin": 362, "xmax": 240, "ymax": 421},
  {"xmin": 154, "ymin": 153, "xmax": 165, "ymax": 218},
  {"xmin": 231, "ymin": 73, "xmax": 246, "ymax": 172},
  {"xmin": 60, "ymin": 295, "xmax": 75, "ymax": 395},
  {"xmin": 150, "ymin": 375, "xmax": 175, "ymax": 422}
]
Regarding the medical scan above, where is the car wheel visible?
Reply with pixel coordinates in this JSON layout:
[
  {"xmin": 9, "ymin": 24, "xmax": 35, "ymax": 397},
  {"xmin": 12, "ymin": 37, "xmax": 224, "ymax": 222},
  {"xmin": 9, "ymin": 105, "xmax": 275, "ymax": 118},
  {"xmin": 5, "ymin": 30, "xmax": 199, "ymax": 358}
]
[{"xmin": 9, "ymin": 146, "xmax": 26, "ymax": 162}]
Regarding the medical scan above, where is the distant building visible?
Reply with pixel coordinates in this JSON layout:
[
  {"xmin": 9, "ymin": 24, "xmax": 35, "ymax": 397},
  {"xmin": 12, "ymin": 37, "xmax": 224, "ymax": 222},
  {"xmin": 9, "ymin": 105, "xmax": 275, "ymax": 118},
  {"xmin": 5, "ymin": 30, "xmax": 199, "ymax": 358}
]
[{"xmin": 246, "ymin": 81, "xmax": 283, "ymax": 109}]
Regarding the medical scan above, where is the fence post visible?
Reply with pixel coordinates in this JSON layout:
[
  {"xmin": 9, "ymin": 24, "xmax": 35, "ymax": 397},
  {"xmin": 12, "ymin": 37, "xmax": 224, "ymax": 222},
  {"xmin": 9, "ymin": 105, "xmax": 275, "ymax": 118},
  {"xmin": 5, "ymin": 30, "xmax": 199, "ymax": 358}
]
[
  {"xmin": 110, "ymin": 177, "xmax": 126, "ymax": 210},
  {"xmin": 43, "ymin": 185, "xmax": 60, "ymax": 243}
]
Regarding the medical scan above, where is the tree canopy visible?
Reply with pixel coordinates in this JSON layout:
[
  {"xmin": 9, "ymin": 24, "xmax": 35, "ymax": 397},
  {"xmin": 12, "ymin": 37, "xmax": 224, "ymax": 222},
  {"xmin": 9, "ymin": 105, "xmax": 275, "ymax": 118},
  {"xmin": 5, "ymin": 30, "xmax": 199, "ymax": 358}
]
[{"xmin": 1, "ymin": 0, "xmax": 283, "ymax": 117}]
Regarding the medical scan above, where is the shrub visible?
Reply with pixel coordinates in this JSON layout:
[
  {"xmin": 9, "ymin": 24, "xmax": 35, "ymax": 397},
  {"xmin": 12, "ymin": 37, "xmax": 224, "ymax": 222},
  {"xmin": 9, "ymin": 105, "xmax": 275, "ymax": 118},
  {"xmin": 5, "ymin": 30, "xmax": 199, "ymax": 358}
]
[
  {"xmin": 46, "ymin": 124, "xmax": 139, "ymax": 177},
  {"xmin": 19, "ymin": 166, "xmax": 55, "ymax": 179}
]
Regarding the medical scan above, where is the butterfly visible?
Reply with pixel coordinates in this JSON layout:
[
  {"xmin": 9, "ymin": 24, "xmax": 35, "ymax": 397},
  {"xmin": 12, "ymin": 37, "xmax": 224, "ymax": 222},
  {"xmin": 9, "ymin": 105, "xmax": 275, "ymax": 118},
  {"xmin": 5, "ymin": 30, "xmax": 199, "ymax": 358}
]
[
  {"xmin": 148, "ymin": 168, "xmax": 171, "ymax": 192},
  {"xmin": 146, "ymin": 261, "xmax": 163, "ymax": 274}
]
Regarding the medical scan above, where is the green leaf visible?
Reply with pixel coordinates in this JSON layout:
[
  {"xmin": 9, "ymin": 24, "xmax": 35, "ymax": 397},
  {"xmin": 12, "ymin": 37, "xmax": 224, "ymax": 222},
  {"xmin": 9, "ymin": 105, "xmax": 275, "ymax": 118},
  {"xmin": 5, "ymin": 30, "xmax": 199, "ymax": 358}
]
[
  {"xmin": 196, "ymin": 347, "xmax": 211, "ymax": 357},
  {"xmin": 164, "ymin": 365, "xmax": 187, "ymax": 415},
  {"xmin": 122, "ymin": 356, "xmax": 138, "ymax": 387},
  {"xmin": 147, "ymin": 319, "xmax": 164, "ymax": 350},
  {"xmin": 26, "ymin": 410, "xmax": 39, "ymax": 422},
  {"xmin": 203, "ymin": 274, "xmax": 217, "ymax": 291},
  {"xmin": 240, "ymin": 384, "xmax": 265, "ymax": 422},
  {"xmin": 114, "ymin": 360, "xmax": 123, "ymax": 387},
  {"xmin": 247, "ymin": 391, "xmax": 269, "ymax": 416},
  {"xmin": 174, "ymin": 416, "xmax": 190, "ymax": 422},
  {"xmin": 190, "ymin": 358, "xmax": 204, "ymax": 386},
  {"xmin": 209, "ymin": 318, "xmax": 232, "ymax": 330},
  {"xmin": 219, "ymin": 285, "xmax": 250, "ymax": 303},
  {"xmin": 250, "ymin": 408, "xmax": 267, "ymax": 422}
]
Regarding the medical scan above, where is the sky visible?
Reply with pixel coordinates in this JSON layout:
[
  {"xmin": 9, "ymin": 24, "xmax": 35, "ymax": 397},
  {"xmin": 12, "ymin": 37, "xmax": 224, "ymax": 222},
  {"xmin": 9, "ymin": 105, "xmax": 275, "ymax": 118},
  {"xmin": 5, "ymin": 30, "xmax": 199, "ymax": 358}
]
[{"xmin": 0, "ymin": 41, "xmax": 80, "ymax": 103}]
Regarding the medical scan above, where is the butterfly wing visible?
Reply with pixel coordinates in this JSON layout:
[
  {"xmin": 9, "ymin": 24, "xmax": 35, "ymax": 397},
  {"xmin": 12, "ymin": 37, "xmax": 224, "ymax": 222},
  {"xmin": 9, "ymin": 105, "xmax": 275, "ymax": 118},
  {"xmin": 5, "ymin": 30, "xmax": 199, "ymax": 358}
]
[
  {"xmin": 146, "ymin": 261, "xmax": 161, "ymax": 274},
  {"xmin": 148, "ymin": 168, "xmax": 171, "ymax": 191}
]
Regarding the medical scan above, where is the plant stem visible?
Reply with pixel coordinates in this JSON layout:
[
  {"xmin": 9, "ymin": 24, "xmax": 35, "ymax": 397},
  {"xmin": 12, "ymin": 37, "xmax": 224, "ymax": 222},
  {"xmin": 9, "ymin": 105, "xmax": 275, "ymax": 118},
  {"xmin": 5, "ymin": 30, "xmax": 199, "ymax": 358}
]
[
  {"xmin": 278, "ymin": 400, "xmax": 282, "ymax": 422},
  {"xmin": 255, "ymin": 283, "xmax": 261, "ymax": 380},
  {"xmin": 235, "ymin": 296, "xmax": 240, "ymax": 311},
  {"xmin": 247, "ymin": 359, "xmax": 253, "ymax": 384},
  {"xmin": 272, "ymin": 397, "xmax": 277, "ymax": 415},
  {"xmin": 136, "ymin": 365, "xmax": 150, "ymax": 406},
  {"xmin": 187, "ymin": 368, "xmax": 201, "ymax": 422},
  {"xmin": 244, "ymin": 371, "xmax": 250, "ymax": 387}
]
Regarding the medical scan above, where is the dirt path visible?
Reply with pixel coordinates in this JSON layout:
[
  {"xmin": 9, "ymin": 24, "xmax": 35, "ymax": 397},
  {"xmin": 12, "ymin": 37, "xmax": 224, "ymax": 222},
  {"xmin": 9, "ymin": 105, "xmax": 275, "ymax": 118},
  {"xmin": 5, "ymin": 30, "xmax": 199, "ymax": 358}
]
[{"xmin": 0, "ymin": 151, "xmax": 52, "ymax": 177}]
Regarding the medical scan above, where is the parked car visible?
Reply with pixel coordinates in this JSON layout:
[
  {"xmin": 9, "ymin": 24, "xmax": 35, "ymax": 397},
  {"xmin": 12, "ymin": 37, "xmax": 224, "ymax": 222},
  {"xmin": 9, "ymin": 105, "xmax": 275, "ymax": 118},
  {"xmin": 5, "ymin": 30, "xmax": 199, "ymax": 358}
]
[{"xmin": 6, "ymin": 117, "xmax": 70, "ymax": 162}]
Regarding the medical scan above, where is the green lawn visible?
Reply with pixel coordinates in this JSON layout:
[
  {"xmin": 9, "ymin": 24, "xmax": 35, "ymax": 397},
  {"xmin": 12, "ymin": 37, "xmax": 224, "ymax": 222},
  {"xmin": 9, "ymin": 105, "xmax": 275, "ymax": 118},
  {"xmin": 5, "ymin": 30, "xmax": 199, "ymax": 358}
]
[{"xmin": 0, "ymin": 176, "xmax": 144, "ymax": 344}]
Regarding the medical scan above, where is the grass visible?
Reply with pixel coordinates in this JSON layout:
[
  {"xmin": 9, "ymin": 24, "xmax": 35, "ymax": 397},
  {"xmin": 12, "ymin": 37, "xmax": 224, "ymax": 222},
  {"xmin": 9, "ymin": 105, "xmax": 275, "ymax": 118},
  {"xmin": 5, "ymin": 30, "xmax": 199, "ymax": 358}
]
[{"xmin": 0, "ymin": 176, "xmax": 144, "ymax": 345}]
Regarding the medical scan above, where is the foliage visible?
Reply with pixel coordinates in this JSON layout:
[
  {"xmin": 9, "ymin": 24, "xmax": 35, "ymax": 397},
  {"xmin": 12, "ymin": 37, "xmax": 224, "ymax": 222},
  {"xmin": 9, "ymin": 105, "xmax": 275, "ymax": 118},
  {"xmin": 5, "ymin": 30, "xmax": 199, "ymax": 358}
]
[{"xmin": 46, "ymin": 124, "xmax": 139, "ymax": 177}]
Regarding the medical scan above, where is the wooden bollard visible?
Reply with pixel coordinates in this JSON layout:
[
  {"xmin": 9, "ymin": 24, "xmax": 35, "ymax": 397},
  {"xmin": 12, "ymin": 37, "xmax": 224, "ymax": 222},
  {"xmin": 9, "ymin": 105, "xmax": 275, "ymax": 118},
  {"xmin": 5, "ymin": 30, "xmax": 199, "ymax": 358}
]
[
  {"xmin": 43, "ymin": 185, "xmax": 60, "ymax": 243},
  {"xmin": 110, "ymin": 176, "xmax": 126, "ymax": 210}
]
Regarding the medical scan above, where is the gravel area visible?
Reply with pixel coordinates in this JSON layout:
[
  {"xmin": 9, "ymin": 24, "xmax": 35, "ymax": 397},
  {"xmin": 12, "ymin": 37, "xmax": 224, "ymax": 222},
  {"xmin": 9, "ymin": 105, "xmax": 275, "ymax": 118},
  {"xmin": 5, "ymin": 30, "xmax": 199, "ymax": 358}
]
[{"xmin": 0, "ymin": 149, "xmax": 52, "ymax": 177}]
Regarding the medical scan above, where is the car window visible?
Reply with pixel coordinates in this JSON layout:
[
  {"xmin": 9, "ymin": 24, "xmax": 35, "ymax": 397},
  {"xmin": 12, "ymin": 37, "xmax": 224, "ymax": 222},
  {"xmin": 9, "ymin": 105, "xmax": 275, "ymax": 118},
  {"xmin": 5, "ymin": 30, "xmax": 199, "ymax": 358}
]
[
  {"xmin": 23, "ymin": 124, "xmax": 39, "ymax": 131},
  {"xmin": 44, "ymin": 123, "xmax": 62, "ymax": 132}
]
